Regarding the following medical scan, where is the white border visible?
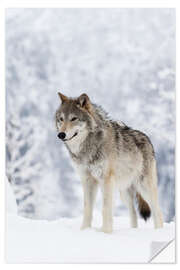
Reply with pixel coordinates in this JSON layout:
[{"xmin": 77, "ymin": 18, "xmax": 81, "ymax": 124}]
[
  {"xmin": 0, "ymin": 1, "xmax": 179, "ymax": 269},
  {"xmin": 1, "ymin": 0, "xmax": 179, "ymax": 8},
  {"xmin": 0, "ymin": 3, "xmax": 5, "ymax": 267}
]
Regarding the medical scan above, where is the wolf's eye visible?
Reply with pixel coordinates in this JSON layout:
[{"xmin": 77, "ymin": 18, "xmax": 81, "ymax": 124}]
[
  {"xmin": 60, "ymin": 117, "xmax": 64, "ymax": 121},
  {"xmin": 71, "ymin": 117, "xmax": 78, "ymax": 121}
]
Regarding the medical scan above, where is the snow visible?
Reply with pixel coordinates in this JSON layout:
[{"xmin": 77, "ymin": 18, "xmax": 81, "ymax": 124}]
[
  {"xmin": 5, "ymin": 182, "xmax": 175, "ymax": 263},
  {"xmin": 6, "ymin": 213, "xmax": 175, "ymax": 263}
]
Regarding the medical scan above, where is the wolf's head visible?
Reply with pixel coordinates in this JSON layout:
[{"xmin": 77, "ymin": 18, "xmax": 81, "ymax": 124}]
[{"xmin": 56, "ymin": 93, "xmax": 96, "ymax": 143}]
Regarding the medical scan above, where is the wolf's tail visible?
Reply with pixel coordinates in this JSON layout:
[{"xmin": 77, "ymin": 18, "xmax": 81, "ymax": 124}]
[{"xmin": 136, "ymin": 193, "xmax": 151, "ymax": 221}]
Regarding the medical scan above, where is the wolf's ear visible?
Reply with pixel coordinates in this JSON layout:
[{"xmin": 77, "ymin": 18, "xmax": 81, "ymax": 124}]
[
  {"xmin": 58, "ymin": 92, "xmax": 68, "ymax": 104},
  {"xmin": 77, "ymin": 93, "xmax": 90, "ymax": 109}
]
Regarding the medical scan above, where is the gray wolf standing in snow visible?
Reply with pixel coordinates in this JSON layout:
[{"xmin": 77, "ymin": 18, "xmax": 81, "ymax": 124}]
[{"xmin": 55, "ymin": 93, "xmax": 163, "ymax": 233}]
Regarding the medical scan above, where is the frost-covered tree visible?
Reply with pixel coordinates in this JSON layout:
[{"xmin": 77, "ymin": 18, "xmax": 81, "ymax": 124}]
[
  {"xmin": 6, "ymin": 111, "xmax": 42, "ymax": 217},
  {"xmin": 6, "ymin": 106, "xmax": 73, "ymax": 219}
]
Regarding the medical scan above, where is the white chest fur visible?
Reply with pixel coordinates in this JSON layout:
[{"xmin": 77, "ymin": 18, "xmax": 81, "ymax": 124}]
[{"xmin": 75, "ymin": 159, "xmax": 108, "ymax": 184}]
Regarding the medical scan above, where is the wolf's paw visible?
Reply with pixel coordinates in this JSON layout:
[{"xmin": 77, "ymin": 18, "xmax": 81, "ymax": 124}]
[
  {"xmin": 80, "ymin": 224, "xmax": 91, "ymax": 230},
  {"xmin": 131, "ymin": 223, "xmax": 138, "ymax": 228},
  {"xmin": 97, "ymin": 226, "xmax": 113, "ymax": 234},
  {"xmin": 154, "ymin": 223, "xmax": 163, "ymax": 229},
  {"xmin": 154, "ymin": 217, "xmax": 164, "ymax": 229}
]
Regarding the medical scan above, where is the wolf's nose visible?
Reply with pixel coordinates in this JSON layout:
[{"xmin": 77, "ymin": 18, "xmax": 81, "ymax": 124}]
[{"xmin": 58, "ymin": 132, "xmax": 66, "ymax": 140}]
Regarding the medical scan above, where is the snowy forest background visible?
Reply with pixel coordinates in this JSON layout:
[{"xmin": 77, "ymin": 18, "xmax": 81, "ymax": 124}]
[{"xmin": 6, "ymin": 8, "xmax": 175, "ymax": 222}]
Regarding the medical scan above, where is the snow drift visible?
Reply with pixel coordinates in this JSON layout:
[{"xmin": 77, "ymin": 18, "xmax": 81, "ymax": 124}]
[{"xmin": 6, "ymin": 213, "xmax": 174, "ymax": 263}]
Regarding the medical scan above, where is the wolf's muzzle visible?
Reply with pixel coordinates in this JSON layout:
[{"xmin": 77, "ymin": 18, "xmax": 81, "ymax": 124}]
[{"xmin": 57, "ymin": 132, "xmax": 66, "ymax": 140}]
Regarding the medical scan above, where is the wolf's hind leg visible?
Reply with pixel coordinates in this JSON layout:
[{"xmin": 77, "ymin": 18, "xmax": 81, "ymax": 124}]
[
  {"xmin": 81, "ymin": 174, "xmax": 98, "ymax": 230},
  {"xmin": 120, "ymin": 187, "xmax": 137, "ymax": 228}
]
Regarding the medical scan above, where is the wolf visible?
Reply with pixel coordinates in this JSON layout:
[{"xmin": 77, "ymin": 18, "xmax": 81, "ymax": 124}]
[{"xmin": 55, "ymin": 92, "xmax": 163, "ymax": 233}]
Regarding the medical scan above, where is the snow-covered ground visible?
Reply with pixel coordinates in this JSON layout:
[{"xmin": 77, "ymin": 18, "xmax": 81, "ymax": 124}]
[{"xmin": 6, "ymin": 213, "xmax": 175, "ymax": 263}]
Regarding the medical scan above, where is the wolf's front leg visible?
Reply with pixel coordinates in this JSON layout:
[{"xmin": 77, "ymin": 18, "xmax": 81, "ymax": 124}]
[
  {"xmin": 101, "ymin": 171, "xmax": 114, "ymax": 233},
  {"xmin": 81, "ymin": 174, "xmax": 98, "ymax": 230}
]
